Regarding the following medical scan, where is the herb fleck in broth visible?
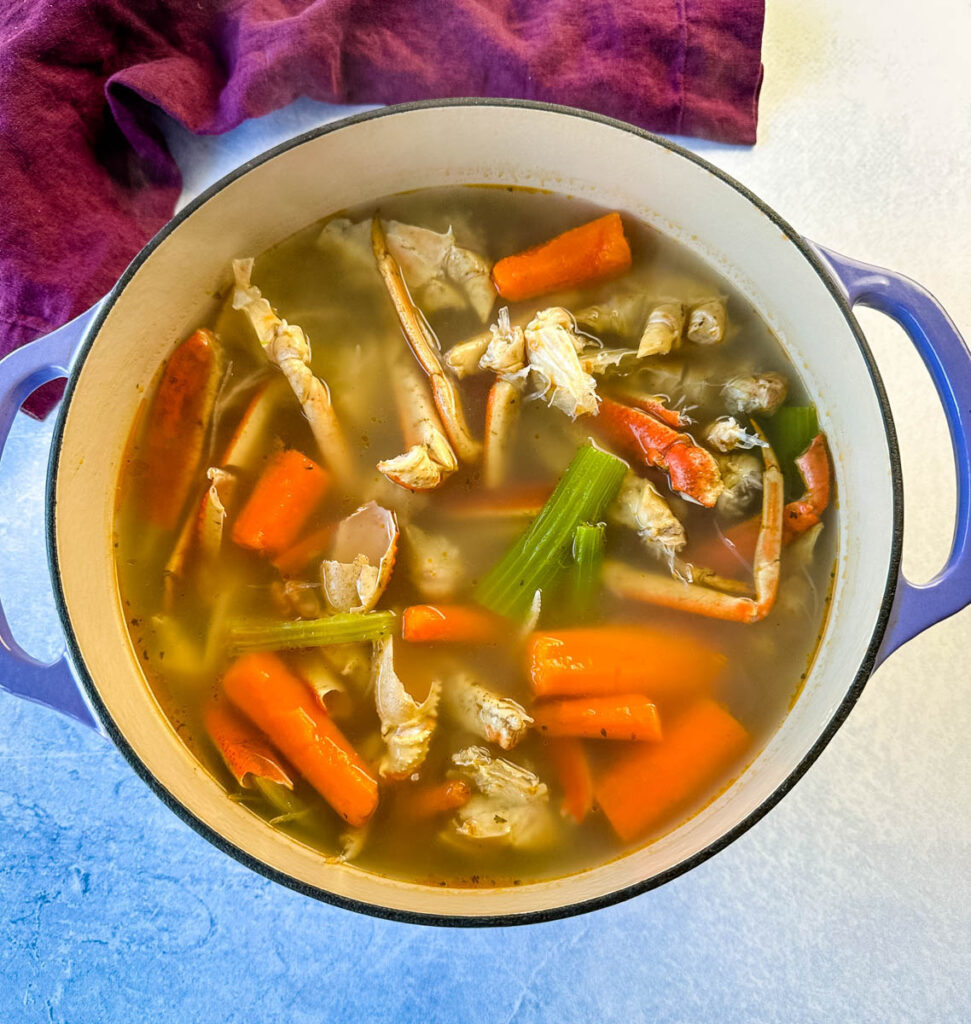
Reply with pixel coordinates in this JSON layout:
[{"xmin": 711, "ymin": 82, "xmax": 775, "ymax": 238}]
[{"xmin": 115, "ymin": 186, "xmax": 836, "ymax": 888}]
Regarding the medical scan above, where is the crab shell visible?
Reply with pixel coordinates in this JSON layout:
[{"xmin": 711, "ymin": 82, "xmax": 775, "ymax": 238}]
[{"xmin": 320, "ymin": 502, "xmax": 398, "ymax": 614}]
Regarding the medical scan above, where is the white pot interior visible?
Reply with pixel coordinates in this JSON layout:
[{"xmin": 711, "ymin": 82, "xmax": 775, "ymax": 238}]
[{"xmin": 52, "ymin": 104, "xmax": 895, "ymax": 920}]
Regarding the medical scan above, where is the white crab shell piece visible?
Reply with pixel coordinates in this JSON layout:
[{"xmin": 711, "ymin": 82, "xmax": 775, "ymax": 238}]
[
  {"xmin": 480, "ymin": 307, "xmax": 526, "ymax": 378},
  {"xmin": 444, "ymin": 331, "xmax": 492, "ymax": 378},
  {"xmin": 722, "ymin": 372, "xmax": 789, "ymax": 416},
  {"xmin": 574, "ymin": 292, "xmax": 648, "ymax": 338},
  {"xmin": 443, "ymin": 672, "xmax": 533, "ymax": 750},
  {"xmin": 377, "ymin": 444, "xmax": 454, "ymax": 492},
  {"xmin": 686, "ymin": 299, "xmax": 726, "ymax": 344},
  {"xmin": 610, "ymin": 473, "xmax": 686, "ymax": 562},
  {"xmin": 638, "ymin": 301, "xmax": 685, "ymax": 357},
  {"xmin": 373, "ymin": 636, "xmax": 441, "ymax": 780},
  {"xmin": 385, "ymin": 220, "xmax": 496, "ymax": 322},
  {"xmin": 320, "ymin": 502, "xmax": 398, "ymax": 614},
  {"xmin": 715, "ymin": 451, "xmax": 764, "ymax": 519},
  {"xmin": 705, "ymin": 416, "xmax": 767, "ymax": 453},
  {"xmin": 523, "ymin": 307, "xmax": 600, "ymax": 419},
  {"xmin": 403, "ymin": 524, "xmax": 464, "ymax": 601},
  {"xmin": 316, "ymin": 217, "xmax": 374, "ymax": 268},
  {"xmin": 449, "ymin": 746, "xmax": 557, "ymax": 850}
]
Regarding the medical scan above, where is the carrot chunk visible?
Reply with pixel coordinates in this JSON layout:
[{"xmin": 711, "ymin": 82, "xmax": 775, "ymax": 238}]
[
  {"xmin": 394, "ymin": 779, "xmax": 472, "ymax": 821},
  {"xmin": 527, "ymin": 626, "xmax": 725, "ymax": 699},
  {"xmin": 232, "ymin": 449, "xmax": 329, "ymax": 555},
  {"xmin": 223, "ymin": 652, "xmax": 378, "ymax": 827},
  {"xmin": 203, "ymin": 699, "xmax": 292, "ymax": 789},
  {"xmin": 548, "ymin": 739, "xmax": 594, "ymax": 824},
  {"xmin": 534, "ymin": 695, "xmax": 662, "ymax": 741},
  {"xmin": 595, "ymin": 698, "xmax": 749, "ymax": 842},
  {"xmin": 401, "ymin": 604, "xmax": 504, "ymax": 644},
  {"xmin": 142, "ymin": 328, "xmax": 221, "ymax": 531},
  {"xmin": 492, "ymin": 212, "xmax": 632, "ymax": 302},
  {"xmin": 271, "ymin": 523, "xmax": 336, "ymax": 577}
]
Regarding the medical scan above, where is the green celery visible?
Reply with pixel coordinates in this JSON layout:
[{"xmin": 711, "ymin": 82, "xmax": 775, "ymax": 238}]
[
  {"xmin": 568, "ymin": 522, "xmax": 606, "ymax": 622},
  {"xmin": 476, "ymin": 444, "xmax": 627, "ymax": 620},
  {"xmin": 228, "ymin": 610, "xmax": 396, "ymax": 655},
  {"xmin": 763, "ymin": 405, "xmax": 819, "ymax": 497}
]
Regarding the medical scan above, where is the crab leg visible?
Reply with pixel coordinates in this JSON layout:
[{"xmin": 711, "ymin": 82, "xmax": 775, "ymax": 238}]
[
  {"xmin": 784, "ymin": 434, "xmax": 831, "ymax": 540},
  {"xmin": 617, "ymin": 391, "xmax": 693, "ymax": 429},
  {"xmin": 603, "ymin": 439, "xmax": 784, "ymax": 623},
  {"xmin": 482, "ymin": 379, "xmax": 522, "ymax": 488},
  {"xmin": 378, "ymin": 354, "xmax": 458, "ymax": 491},
  {"xmin": 594, "ymin": 397, "xmax": 724, "ymax": 507},
  {"xmin": 232, "ymin": 259, "xmax": 354, "ymax": 481},
  {"xmin": 371, "ymin": 218, "xmax": 481, "ymax": 463},
  {"xmin": 142, "ymin": 328, "xmax": 223, "ymax": 532}
]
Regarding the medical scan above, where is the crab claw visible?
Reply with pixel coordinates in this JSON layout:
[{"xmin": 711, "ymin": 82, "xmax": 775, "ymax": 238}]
[
  {"xmin": 373, "ymin": 636, "xmax": 440, "ymax": 780},
  {"xmin": 595, "ymin": 397, "xmax": 724, "ymax": 507},
  {"xmin": 609, "ymin": 472, "xmax": 687, "ymax": 564},
  {"xmin": 321, "ymin": 502, "xmax": 398, "ymax": 613}
]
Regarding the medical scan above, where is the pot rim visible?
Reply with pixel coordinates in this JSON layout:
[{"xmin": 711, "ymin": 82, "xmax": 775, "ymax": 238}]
[{"xmin": 45, "ymin": 98, "xmax": 904, "ymax": 928}]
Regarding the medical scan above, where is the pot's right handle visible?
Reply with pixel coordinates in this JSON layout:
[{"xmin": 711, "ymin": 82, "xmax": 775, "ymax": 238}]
[
  {"xmin": 812, "ymin": 244, "xmax": 971, "ymax": 667},
  {"xmin": 0, "ymin": 306, "xmax": 103, "ymax": 731}
]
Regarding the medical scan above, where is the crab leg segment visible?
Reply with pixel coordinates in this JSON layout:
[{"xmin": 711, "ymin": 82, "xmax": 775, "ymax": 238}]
[
  {"xmin": 784, "ymin": 434, "xmax": 831, "ymax": 540},
  {"xmin": 371, "ymin": 218, "xmax": 481, "ymax": 463},
  {"xmin": 483, "ymin": 378, "xmax": 522, "ymax": 488},
  {"xmin": 378, "ymin": 354, "xmax": 458, "ymax": 491},
  {"xmin": 232, "ymin": 259, "xmax": 353, "ymax": 481},
  {"xmin": 603, "ymin": 440, "xmax": 783, "ymax": 623},
  {"xmin": 594, "ymin": 397, "xmax": 724, "ymax": 507}
]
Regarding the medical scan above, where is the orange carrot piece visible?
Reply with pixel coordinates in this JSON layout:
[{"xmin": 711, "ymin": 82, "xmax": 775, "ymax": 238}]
[
  {"xmin": 203, "ymin": 699, "xmax": 293, "ymax": 789},
  {"xmin": 534, "ymin": 694, "xmax": 662, "ymax": 741},
  {"xmin": 492, "ymin": 212, "xmax": 632, "ymax": 303},
  {"xmin": 528, "ymin": 626, "xmax": 725, "ymax": 699},
  {"xmin": 142, "ymin": 328, "xmax": 221, "ymax": 531},
  {"xmin": 232, "ymin": 449, "xmax": 329, "ymax": 555},
  {"xmin": 401, "ymin": 604, "xmax": 504, "ymax": 644},
  {"xmin": 223, "ymin": 652, "xmax": 378, "ymax": 827},
  {"xmin": 549, "ymin": 739, "xmax": 594, "ymax": 824},
  {"xmin": 595, "ymin": 698, "xmax": 749, "ymax": 842},
  {"xmin": 395, "ymin": 779, "xmax": 472, "ymax": 821},
  {"xmin": 271, "ymin": 523, "xmax": 335, "ymax": 577}
]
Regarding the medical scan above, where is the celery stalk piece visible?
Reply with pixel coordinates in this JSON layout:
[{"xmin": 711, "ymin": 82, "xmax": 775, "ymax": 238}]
[
  {"xmin": 476, "ymin": 444, "xmax": 627, "ymax": 620},
  {"xmin": 568, "ymin": 522, "xmax": 607, "ymax": 622},
  {"xmin": 762, "ymin": 405, "xmax": 819, "ymax": 497},
  {"xmin": 228, "ymin": 610, "xmax": 397, "ymax": 655}
]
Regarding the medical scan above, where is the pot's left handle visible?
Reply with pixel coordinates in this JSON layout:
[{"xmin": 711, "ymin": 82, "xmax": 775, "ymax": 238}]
[{"xmin": 0, "ymin": 306, "xmax": 104, "ymax": 731}]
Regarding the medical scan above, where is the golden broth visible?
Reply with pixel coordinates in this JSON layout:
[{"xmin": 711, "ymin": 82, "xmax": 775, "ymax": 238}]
[{"xmin": 115, "ymin": 186, "xmax": 835, "ymax": 887}]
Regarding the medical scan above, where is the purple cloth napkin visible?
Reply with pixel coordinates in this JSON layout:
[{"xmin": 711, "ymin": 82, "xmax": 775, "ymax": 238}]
[{"xmin": 0, "ymin": 0, "xmax": 764, "ymax": 417}]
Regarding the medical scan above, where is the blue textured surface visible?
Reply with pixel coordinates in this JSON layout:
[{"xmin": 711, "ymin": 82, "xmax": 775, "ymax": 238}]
[{"xmin": 2, "ymin": 87, "xmax": 970, "ymax": 1024}]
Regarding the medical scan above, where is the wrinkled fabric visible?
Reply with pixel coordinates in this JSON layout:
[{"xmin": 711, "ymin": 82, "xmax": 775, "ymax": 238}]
[{"xmin": 0, "ymin": 0, "xmax": 764, "ymax": 417}]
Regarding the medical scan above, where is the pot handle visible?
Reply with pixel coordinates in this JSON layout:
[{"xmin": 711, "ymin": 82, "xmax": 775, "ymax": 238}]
[
  {"xmin": 0, "ymin": 306, "xmax": 104, "ymax": 731},
  {"xmin": 812, "ymin": 244, "xmax": 971, "ymax": 666}
]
